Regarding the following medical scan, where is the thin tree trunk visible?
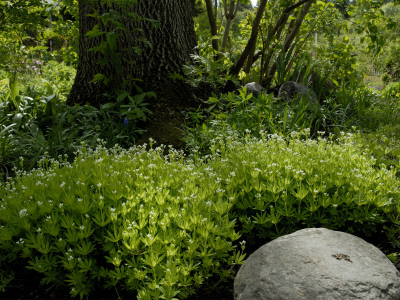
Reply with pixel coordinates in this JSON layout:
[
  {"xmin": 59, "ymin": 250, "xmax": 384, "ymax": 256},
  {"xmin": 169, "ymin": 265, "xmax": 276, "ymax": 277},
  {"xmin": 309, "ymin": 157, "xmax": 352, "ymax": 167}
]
[
  {"xmin": 259, "ymin": 0, "xmax": 314, "ymax": 87},
  {"xmin": 243, "ymin": 42, "xmax": 256, "ymax": 74},
  {"xmin": 221, "ymin": 0, "xmax": 239, "ymax": 51},
  {"xmin": 229, "ymin": 0, "xmax": 267, "ymax": 76},
  {"xmin": 205, "ymin": 0, "xmax": 219, "ymax": 52},
  {"xmin": 264, "ymin": 0, "xmax": 314, "ymax": 86}
]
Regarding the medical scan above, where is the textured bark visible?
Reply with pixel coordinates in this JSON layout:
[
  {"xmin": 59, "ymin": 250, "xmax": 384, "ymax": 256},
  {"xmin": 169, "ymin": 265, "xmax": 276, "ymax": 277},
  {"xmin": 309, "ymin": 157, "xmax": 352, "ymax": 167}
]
[{"xmin": 68, "ymin": 0, "xmax": 197, "ymax": 107}]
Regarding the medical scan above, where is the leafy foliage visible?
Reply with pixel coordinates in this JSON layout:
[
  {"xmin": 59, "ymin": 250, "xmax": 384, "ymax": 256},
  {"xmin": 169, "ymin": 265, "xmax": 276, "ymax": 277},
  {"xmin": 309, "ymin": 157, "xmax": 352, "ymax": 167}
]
[
  {"xmin": 206, "ymin": 130, "xmax": 400, "ymax": 250},
  {"xmin": 0, "ymin": 0, "xmax": 400, "ymax": 298},
  {"xmin": 1, "ymin": 130, "xmax": 399, "ymax": 298},
  {"xmin": 0, "ymin": 61, "xmax": 151, "ymax": 180},
  {"xmin": 0, "ymin": 144, "xmax": 244, "ymax": 299}
]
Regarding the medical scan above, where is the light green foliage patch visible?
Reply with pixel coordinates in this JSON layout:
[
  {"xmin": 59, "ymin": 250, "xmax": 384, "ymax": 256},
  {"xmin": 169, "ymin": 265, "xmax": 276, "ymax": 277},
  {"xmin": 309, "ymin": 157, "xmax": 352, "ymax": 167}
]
[
  {"xmin": 0, "ymin": 144, "xmax": 243, "ymax": 299},
  {"xmin": 206, "ymin": 129, "xmax": 400, "ymax": 248},
  {"xmin": 1, "ymin": 128, "xmax": 400, "ymax": 298}
]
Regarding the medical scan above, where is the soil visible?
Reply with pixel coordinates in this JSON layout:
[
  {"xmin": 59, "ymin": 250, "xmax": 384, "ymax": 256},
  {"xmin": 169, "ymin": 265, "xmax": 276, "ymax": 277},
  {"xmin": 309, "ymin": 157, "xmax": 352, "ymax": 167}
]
[
  {"xmin": 1, "ymin": 268, "xmax": 236, "ymax": 300},
  {"xmin": 2, "ymin": 259, "xmax": 400, "ymax": 300}
]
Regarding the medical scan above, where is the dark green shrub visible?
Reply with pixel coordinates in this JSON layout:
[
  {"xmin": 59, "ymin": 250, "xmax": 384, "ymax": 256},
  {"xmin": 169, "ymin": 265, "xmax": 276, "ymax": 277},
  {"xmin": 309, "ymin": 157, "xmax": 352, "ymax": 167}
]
[{"xmin": 381, "ymin": 73, "xmax": 392, "ymax": 84}]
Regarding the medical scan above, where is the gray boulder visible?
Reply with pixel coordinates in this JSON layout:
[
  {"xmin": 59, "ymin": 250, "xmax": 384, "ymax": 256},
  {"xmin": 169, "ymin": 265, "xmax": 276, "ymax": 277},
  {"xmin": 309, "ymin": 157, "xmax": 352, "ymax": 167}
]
[
  {"xmin": 278, "ymin": 81, "xmax": 318, "ymax": 103},
  {"xmin": 234, "ymin": 228, "xmax": 400, "ymax": 300},
  {"xmin": 244, "ymin": 82, "xmax": 264, "ymax": 96}
]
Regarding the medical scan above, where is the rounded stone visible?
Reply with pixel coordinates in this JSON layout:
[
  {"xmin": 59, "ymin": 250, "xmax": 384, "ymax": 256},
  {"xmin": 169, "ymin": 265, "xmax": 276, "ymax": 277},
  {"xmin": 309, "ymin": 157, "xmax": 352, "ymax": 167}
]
[
  {"xmin": 234, "ymin": 228, "xmax": 400, "ymax": 300},
  {"xmin": 278, "ymin": 81, "xmax": 318, "ymax": 103}
]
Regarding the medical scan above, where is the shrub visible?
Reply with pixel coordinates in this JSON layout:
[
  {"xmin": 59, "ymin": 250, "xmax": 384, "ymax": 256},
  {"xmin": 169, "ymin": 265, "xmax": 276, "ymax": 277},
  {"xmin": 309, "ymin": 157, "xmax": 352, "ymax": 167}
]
[
  {"xmin": 27, "ymin": 61, "xmax": 76, "ymax": 101},
  {"xmin": 382, "ymin": 81, "xmax": 400, "ymax": 100},
  {"xmin": 206, "ymin": 129, "xmax": 400, "ymax": 251},
  {"xmin": 0, "ymin": 78, "xmax": 151, "ymax": 179},
  {"xmin": 0, "ymin": 144, "xmax": 244, "ymax": 299},
  {"xmin": 381, "ymin": 73, "xmax": 392, "ymax": 85},
  {"xmin": 184, "ymin": 89, "xmax": 324, "ymax": 155},
  {"xmin": 1, "ymin": 127, "xmax": 399, "ymax": 298}
]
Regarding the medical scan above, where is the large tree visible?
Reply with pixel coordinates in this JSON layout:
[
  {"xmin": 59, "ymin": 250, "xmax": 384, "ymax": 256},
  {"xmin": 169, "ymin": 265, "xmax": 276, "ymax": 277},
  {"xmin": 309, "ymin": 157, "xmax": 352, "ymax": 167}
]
[{"xmin": 67, "ymin": 0, "xmax": 198, "ymax": 146}]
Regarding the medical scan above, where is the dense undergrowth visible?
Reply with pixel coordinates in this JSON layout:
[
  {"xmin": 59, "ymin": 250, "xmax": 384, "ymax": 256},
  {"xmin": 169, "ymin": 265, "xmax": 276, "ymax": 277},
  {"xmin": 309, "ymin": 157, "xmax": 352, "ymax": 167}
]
[
  {"xmin": 0, "ymin": 54, "xmax": 400, "ymax": 298},
  {"xmin": 1, "ymin": 1, "xmax": 400, "ymax": 298},
  {"xmin": 0, "ymin": 129, "xmax": 399, "ymax": 299}
]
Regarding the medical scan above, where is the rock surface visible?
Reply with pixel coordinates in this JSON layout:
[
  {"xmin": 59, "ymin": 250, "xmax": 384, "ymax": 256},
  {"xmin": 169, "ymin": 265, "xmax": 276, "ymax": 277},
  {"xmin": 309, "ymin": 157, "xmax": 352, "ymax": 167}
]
[
  {"xmin": 278, "ymin": 81, "xmax": 318, "ymax": 103},
  {"xmin": 234, "ymin": 228, "xmax": 400, "ymax": 300},
  {"xmin": 244, "ymin": 82, "xmax": 264, "ymax": 96}
]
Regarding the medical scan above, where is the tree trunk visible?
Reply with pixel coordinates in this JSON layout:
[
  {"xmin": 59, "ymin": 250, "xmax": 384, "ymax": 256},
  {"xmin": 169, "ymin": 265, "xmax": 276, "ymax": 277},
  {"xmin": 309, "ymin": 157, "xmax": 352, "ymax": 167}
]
[
  {"xmin": 68, "ymin": 0, "xmax": 197, "ymax": 106},
  {"xmin": 264, "ymin": 0, "xmax": 313, "ymax": 84},
  {"xmin": 68, "ymin": 0, "xmax": 198, "ymax": 147},
  {"xmin": 205, "ymin": 0, "xmax": 219, "ymax": 52},
  {"xmin": 221, "ymin": 0, "xmax": 239, "ymax": 51}
]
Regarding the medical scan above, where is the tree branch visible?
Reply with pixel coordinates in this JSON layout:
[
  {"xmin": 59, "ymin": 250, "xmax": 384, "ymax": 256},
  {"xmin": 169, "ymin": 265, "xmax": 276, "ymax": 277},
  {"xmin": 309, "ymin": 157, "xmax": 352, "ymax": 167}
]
[{"xmin": 229, "ymin": 0, "xmax": 267, "ymax": 76}]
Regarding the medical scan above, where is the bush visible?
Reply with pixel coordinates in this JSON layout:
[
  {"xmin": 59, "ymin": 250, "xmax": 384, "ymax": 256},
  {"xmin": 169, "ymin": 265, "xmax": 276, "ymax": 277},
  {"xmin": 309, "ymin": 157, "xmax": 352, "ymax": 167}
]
[
  {"xmin": 206, "ymin": 129, "xmax": 400, "ymax": 251},
  {"xmin": 184, "ymin": 89, "xmax": 325, "ymax": 155},
  {"xmin": 1, "ymin": 128, "xmax": 399, "ymax": 298},
  {"xmin": 381, "ymin": 73, "xmax": 392, "ymax": 84},
  {"xmin": 0, "ymin": 79, "xmax": 152, "ymax": 180},
  {"xmin": 0, "ymin": 144, "xmax": 244, "ymax": 299},
  {"xmin": 382, "ymin": 81, "xmax": 400, "ymax": 100}
]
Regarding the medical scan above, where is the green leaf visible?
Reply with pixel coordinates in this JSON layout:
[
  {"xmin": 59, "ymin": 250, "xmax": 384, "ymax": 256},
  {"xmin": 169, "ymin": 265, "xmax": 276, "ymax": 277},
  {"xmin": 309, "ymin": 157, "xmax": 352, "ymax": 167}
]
[
  {"xmin": 91, "ymin": 73, "xmax": 106, "ymax": 83},
  {"xmin": 86, "ymin": 24, "xmax": 105, "ymax": 38},
  {"xmin": 106, "ymin": 32, "xmax": 117, "ymax": 51}
]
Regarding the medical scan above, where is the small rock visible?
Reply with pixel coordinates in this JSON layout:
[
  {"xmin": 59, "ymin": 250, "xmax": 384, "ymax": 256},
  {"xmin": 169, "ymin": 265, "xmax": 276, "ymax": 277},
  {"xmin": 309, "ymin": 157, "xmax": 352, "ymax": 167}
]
[
  {"xmin": 244, "ymin": 82, "xmax": 264, "ymax": 96},
  {"xmin": 234, "ymin": 228, "xmax": 400, "ymax": 300},
  {"xmin": 278, "ymin": 81, "xmax": 318, "ymax": 103}
]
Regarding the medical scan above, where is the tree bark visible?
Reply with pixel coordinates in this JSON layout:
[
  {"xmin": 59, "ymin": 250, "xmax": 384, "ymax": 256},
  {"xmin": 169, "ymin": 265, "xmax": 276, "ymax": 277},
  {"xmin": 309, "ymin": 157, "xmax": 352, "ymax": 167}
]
[
  {"xmin": 68, "ymin": 0, "xmax": 198, "ymax": 148},
  {"xmin": 205, "ymin": 0, "xmax": 219, "ymax": 52},
  {"xmin": 221, "ymin": 0, "xmax": 239, "ymax": 51},
  {"xmin": 68, "ymin": 0, "xmax": 197, "ymax": 107}
]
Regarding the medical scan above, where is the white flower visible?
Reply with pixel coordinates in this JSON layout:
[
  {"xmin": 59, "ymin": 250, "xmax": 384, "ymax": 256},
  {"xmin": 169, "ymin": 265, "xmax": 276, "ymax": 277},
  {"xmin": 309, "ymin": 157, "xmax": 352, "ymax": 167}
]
[
  {"xmin": 60, "ymin": 182, "xmax": 66, "ymax": 188},
  {"xmin": 19, "ymin": 209, "xmax": 28, "ymax": 217}
]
